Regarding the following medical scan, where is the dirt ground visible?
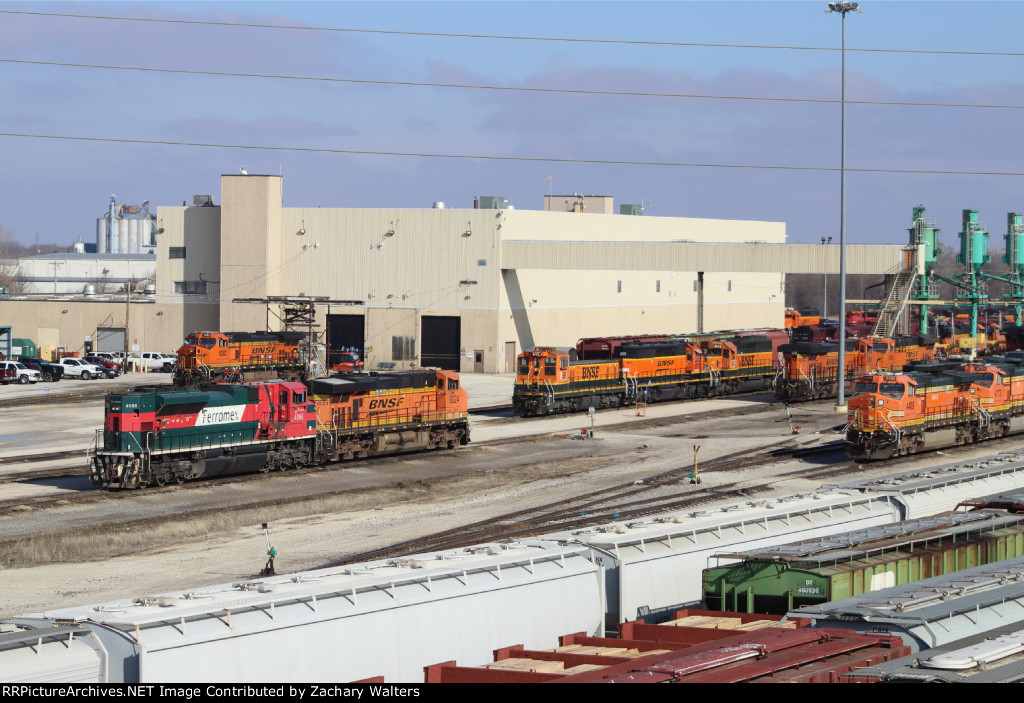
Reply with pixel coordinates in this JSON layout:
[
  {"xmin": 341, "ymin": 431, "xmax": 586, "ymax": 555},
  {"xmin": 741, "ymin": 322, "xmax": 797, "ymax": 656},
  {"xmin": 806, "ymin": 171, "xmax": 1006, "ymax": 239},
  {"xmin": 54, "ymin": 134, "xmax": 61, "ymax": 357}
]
[{"xmin": 3, "ymin": 397, "xmax": 1000, "ymax": 619}]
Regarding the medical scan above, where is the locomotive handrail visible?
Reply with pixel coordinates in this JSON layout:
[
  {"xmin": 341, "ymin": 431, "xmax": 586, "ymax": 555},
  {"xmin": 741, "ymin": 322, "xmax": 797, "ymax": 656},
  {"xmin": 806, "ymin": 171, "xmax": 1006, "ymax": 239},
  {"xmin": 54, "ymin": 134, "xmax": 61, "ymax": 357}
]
[
  {"xmin": 621, "ymin": 369, "xmax": 637, "ymax": 399},
  {"xmin": 842, "ymin": 409, "xmax": 857, "ymax": 435},
  {"xmin": 89, "ymin": 428, "xmax": 102, "ymax": 458},
  {"xmin": 974, "ymin": 398, "xmax": 991, "ymax": 428},
  {"xmin": 878, "ymin": 410, "xmax": 903, "ymax": 446}
]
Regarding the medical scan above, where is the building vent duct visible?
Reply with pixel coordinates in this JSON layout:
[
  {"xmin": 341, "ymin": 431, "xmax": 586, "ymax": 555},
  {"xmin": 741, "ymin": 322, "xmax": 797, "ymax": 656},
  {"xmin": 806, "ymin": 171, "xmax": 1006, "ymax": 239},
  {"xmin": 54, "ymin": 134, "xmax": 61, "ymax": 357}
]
[
  {"xmin": 83, "ymin": 284, "xmax": 96, "ymax": 296},
  {"xmin": 432, "ymin": 201, "xmax": 446, "ymax": 209},
  {"xmin": 193, "ymin": 195, "xmax": 214, "ymax": 207},
  {"xmin": 478, "ymin": 196, "xmax": 509, "ymax": 210}
]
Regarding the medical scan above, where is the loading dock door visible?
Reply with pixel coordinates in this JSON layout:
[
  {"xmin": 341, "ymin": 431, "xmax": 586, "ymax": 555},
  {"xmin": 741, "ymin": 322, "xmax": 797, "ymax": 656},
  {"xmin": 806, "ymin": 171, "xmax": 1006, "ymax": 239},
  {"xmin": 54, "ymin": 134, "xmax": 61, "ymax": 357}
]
[
  {"xmin": 421, "ymin": 316, "xmax": 461, "ymax": 371},
  {"xmin": 327, "ymin": 314, "xmax": 365, "ymax": 368},
  {"xmin": 97, "ymin": 327, "xmax": 126, "ymax": 353}
]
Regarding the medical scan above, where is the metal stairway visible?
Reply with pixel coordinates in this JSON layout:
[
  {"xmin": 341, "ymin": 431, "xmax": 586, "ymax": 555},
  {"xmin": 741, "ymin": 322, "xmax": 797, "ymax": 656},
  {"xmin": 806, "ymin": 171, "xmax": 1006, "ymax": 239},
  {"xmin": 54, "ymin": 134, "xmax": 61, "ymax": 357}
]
[{"xmin": 871, "ymin": 267, "xmax": 918, "ymax": 337}]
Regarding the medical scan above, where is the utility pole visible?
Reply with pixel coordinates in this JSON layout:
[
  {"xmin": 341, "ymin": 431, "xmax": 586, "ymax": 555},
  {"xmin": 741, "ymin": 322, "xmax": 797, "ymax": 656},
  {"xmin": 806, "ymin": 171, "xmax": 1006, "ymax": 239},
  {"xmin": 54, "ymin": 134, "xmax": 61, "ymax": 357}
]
[{"xmin": 123, "ymin": 281, "xmax": 132, "ymax": 373}]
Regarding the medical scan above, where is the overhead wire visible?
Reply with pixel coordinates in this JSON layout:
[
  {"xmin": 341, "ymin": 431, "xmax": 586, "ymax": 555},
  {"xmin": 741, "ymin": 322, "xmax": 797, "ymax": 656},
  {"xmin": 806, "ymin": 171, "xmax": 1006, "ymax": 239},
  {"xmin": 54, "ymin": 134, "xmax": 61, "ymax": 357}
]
[
  {"xmin": 4, "ymin": 57, "xmax": 1024, "ymax": 110},
  {"xmin": 2, "ymin": 132, "xmax": 1022, "ymax": 177},
  {"xmin": 0, "ymin": 9, "xmax": 1020, "ymax": 180},
  {"xmin": 3, "ymin": 9, "xmax": 1024, "ymax": 57}
]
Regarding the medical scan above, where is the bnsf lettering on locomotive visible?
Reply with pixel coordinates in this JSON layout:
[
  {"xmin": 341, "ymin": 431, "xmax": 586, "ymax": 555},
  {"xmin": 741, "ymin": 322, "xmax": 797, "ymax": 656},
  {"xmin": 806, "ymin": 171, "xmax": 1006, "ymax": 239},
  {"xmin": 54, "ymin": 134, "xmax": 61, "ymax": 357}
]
[
  {"xmin": 581, "ymin": 367, "xmax": 601, "ymax": 380},
  {"xmin": 657, "ymin": 360, "xmax": 674, "ymax": 367},
  {"xmin": 368, "ymin": 397, "xmax": 401, "ymax": 410},
  {"xmin": 252, "ymin": 346, "xmax": 275, "ymax": 354}
]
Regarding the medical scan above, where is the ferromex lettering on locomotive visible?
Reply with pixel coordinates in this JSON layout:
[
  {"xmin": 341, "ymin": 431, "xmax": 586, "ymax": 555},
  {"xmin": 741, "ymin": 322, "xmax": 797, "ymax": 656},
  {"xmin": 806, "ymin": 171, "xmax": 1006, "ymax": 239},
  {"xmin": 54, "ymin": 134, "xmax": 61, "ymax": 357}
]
[
  {"xmin": 195, "ymin": 405, "xmax": 246, "ymax": 425},
  {"xmin": 88, "ymin": 370, "xmax": 469, "ymax": 489}
]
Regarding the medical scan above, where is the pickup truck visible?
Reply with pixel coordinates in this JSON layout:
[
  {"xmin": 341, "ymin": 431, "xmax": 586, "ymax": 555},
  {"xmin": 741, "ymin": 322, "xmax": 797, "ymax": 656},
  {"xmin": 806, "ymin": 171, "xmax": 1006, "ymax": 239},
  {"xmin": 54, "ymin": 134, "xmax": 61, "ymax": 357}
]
[
  {"xmin": 0, "ymin": 361, "xmax": 40, "ymax": 384},
  {"xmin": 140, "ymin": 352, "xmax": 176, "ymax": 372},
  {"xmin": 18, "ymin": 357, "xmax": 64, "ymax": 382},
  {"xmin": 58, "ymin": 357, "xmax": 103, "ymax": 379}
]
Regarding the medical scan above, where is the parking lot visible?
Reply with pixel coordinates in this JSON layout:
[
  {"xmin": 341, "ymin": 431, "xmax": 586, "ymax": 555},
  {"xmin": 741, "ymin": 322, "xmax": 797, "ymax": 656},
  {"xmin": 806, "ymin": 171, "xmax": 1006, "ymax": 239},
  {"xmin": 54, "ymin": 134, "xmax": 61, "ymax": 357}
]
[{"xmin": 0, "ymin": 366, "xmax": 171, "ymax": 400}]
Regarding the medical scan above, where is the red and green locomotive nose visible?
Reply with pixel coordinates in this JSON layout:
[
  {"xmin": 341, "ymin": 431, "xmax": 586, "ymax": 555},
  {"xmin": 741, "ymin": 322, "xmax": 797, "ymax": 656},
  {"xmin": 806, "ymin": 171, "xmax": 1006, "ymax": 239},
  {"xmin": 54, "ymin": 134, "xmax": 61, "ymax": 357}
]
[{"xmin": 104, "ymin": 386, "xmax": 262, "ymax": 452}]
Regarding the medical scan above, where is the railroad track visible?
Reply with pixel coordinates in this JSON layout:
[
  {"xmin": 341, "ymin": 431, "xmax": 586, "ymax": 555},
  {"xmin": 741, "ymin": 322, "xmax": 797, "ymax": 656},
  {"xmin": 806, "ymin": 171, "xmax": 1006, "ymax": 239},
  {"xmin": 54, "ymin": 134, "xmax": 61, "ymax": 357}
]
[{"xmin": 321, "ymin": 440, "xmax": 855, "ymax": 567}]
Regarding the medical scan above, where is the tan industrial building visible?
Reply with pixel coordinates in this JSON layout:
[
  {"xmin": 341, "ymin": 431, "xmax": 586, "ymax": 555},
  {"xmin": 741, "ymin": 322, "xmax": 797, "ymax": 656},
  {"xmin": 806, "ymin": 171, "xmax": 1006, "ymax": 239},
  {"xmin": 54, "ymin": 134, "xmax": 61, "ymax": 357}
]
[
  {"xmin": 155, "ymin": 174, "xmax": 790, "ymax": 373},
  {"xmin": 1, "ymin": 172, "xmax": 903, "ymax": 371}
]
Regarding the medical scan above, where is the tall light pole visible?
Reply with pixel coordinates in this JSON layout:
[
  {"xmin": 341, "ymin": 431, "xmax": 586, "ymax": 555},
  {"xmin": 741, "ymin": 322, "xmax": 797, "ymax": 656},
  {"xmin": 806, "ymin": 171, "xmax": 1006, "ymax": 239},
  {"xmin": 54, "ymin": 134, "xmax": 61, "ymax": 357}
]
[
  {"xmin": 821, "ymin": 236, "xmax": 832, "ymax": 319},
  {"xmin": 826, "ymin": 1, "xmax": 861, "ymax": 412}
]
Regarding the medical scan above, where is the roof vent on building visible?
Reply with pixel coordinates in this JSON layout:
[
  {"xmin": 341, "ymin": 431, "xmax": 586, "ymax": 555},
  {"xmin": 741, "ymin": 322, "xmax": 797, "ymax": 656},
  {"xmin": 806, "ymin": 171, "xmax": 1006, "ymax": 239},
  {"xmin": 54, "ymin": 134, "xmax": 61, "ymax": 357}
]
[
  {"xmin": 144, "ymin": 285, "xmax": 156, "ymax": 296},
  {"xmin": 193, "ymin": 195, "xmax": 214, "ymax": 207},
  {"xmin": 432, "ymin": 201, "xmax": 446, "ymax": 209},
  {"xmin": 478, "ymin": 196, "xmax": 509, "ymax": 210},
  {"xmin": 83, "ymin": 284, "xmax": 96, "ymax": 296}
]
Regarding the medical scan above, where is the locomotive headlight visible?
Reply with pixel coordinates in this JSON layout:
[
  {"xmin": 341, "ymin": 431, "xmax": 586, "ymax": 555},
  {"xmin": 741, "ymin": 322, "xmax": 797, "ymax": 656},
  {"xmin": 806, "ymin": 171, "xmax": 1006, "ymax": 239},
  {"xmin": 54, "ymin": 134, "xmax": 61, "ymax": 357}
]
[{"xmin": 878, "ymin": 399, "xmax": 884, "ymax": 406}]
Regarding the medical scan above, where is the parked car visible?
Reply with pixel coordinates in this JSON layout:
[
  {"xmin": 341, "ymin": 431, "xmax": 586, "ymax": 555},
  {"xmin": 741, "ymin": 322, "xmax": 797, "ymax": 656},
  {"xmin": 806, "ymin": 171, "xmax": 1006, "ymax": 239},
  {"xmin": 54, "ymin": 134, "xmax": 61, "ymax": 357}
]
[
  {"xmin": 0, "ymin": 361, "xmax": 41, "ymax": 384},
  {"xmin": 140, "ymin": 352, "xmax": 176, "ymax": 372},
  {"xmin": 83, "ymin": 355, "xmax": 122, "ymax": 378},
  {"xmin": 57, "ymin": 357, "xmax": 103, "ymax": 379},
  {"xmin": 0, "ymin": 365, "xmax": 16, "ymax": 385},
  {"xmin": 17, "ymin": 357, "xmax": 64, "ymax": 382}
]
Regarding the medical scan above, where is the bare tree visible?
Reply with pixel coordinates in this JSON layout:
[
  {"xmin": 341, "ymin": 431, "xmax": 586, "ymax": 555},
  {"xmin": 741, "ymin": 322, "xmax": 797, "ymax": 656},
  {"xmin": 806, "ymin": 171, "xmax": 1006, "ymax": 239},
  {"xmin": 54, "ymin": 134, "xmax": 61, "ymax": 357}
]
[{"xmin": 0, "ymin": 227, "xmax": 24, "ymax": 294}]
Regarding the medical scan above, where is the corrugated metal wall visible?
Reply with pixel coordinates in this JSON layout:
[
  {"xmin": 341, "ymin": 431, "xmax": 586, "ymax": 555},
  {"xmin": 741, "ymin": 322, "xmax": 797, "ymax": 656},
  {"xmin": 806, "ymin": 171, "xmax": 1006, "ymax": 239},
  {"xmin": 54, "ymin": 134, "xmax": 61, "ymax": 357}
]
[{"xmin": 500, "ymin": 241, "xmax": 903, "ymax": 274}]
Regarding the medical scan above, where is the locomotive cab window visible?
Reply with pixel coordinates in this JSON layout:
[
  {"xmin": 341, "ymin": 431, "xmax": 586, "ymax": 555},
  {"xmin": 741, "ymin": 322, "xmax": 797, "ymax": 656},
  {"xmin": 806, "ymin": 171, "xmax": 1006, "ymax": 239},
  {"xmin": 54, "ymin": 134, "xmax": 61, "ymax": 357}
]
[
  {"xmin": 544, "ymin": 357, "xmax": 557, "ymax": 376},
  {"xmin": 517, "ymin": 360, "xmax": 529, "ymax": 375},
  {"xmin": 560, "ymin": 357, "xmax": 568, "ymax": 370},
  {"xmin": 879, "ymin": 383, "xmax": 905, "ymax": 399},
  {"xmin": 198, "ymin": 338, "xmax": 216, "ymax": 349},
  {"xmin": 448, "ymin": 379, "xmax": 459, "ymax": 390},
  {"xmin": 853, "ymin": 381, "xmax": 877, "ymax": 394},
  {"xmin": 279, "ymin": 390, "xmax": 289, "ymax": 404},
  {"xmin": 292, "ymin": 391, "xmax": 305, "ymax": 403}
]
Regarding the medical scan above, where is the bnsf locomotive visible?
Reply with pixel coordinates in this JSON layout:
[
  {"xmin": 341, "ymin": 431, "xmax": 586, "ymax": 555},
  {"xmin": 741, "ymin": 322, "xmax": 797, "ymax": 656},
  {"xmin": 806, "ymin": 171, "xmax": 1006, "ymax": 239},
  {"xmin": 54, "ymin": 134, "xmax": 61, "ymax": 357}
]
[
  {"xmin": 174, "ymin": 330, "xmax": 309, "ymax": 386},
  {"xmin": 89, "ymin": 370, "xmax": 469, "ymax": 489},
  {"xmin": 845, "ymin": 354, "xmax": 1024, "ymax": 460},
  {"xmin": 776, "ymin": 335, "xmax": 938, "ymax": 402},
  {"xmin": 513, "ymin": 336, "xmax": 776, "ymax": 416}
]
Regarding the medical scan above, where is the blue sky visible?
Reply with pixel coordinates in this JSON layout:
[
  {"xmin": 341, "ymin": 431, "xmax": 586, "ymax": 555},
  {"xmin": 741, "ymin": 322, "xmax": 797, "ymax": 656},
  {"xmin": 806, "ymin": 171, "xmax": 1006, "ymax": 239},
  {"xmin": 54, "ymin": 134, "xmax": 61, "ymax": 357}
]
[{"xmin": 2, "ymin": 0, "xmax": 1024, "ymax": 249}]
